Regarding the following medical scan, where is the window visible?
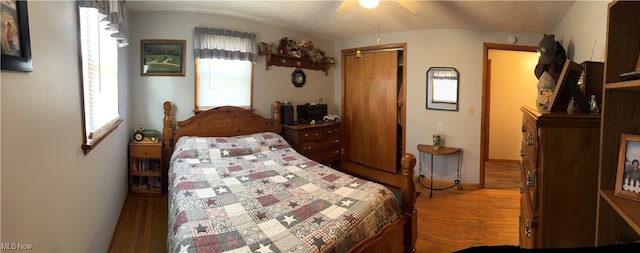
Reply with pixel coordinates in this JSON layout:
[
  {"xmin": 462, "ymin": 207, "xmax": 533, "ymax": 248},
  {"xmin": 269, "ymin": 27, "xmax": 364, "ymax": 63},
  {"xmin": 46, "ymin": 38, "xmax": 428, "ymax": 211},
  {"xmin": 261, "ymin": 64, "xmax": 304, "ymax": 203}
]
[
  {"xmin": 77, "ymin": 1, "xmax": 128, "ymax": 154},
  {"xmin": 193, "ymin": 27, "xmax": 258, "ymax": 111},
  {"xmin": 196, "ymin": 58, "xmax": 253, "ymax": 110}
]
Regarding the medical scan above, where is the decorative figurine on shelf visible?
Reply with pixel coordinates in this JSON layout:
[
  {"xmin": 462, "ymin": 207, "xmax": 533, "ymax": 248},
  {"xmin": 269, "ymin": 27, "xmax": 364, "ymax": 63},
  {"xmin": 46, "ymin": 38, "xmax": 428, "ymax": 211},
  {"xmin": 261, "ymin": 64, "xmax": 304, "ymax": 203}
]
[
  {"xmin": 433, "ymin": 134, "xmax": 441, "ymax": 150},
  {"xmin": 133, "ymin": 125, "xmax": 159, "ymax": 143},
  {"xmin": 278, "ymin": 37, "xmax": 289, "ymax": 55},
  {"xmin": 589, "ymin": 95, "xmax": 600, "ymax": 115}
]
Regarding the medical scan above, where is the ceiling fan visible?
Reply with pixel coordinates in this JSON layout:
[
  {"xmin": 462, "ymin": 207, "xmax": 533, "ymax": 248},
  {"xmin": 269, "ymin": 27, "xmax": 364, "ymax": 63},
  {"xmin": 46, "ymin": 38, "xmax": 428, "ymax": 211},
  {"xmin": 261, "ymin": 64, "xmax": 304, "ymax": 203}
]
[{"xmin": 336, "ymin": 0, "xmax": 423, "ymax": 14}]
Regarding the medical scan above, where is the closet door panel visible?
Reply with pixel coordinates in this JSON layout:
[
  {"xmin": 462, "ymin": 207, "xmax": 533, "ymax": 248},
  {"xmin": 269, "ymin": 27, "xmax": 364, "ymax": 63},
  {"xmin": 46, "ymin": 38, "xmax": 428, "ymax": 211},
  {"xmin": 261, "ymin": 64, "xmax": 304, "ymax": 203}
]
[
  {"xmin": 343, "ymin": 50, "xmax": 398, "ymax": 172},
  {"xmin": 365, "ymin": 51, "xmax": 398, "ymax": 172}
]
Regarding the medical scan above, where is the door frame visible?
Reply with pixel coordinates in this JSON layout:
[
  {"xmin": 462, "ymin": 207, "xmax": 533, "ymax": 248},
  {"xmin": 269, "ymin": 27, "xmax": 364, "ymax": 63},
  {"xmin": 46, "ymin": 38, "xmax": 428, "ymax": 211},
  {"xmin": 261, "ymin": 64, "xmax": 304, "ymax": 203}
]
[{"xmin": 480, "ymin": 43, "xmax": 538, "ymax": 189}]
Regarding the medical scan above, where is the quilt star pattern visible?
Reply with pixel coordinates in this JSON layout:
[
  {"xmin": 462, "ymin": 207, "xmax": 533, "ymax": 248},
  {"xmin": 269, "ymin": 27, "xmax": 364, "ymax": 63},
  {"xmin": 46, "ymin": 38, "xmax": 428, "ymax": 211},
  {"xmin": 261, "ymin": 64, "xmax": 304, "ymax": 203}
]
[{"xmin": 168, "ymin": 132, "xmax": 401, "ymax": 253}]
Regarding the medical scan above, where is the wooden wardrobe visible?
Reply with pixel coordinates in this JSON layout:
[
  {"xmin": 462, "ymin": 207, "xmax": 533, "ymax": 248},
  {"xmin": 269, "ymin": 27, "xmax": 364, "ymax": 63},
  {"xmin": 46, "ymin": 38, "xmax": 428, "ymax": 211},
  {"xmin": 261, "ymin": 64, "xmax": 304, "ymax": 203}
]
[{"xmin": 340, "ymin": 43, "xmax": 407, "ymax": 188}]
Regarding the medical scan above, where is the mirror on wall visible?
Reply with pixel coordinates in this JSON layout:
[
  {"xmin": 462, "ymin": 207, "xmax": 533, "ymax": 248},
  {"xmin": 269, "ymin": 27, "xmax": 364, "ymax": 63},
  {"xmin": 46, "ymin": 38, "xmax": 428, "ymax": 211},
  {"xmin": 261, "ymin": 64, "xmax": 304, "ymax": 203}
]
[{"xmin": 426, "ymin": 67, "xmax": 459, "ymax": 111}]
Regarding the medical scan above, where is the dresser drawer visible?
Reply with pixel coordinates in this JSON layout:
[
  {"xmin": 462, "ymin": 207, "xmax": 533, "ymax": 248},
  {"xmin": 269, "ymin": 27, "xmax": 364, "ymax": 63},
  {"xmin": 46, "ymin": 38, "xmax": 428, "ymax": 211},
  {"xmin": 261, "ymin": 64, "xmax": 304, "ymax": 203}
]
[
  {"xmin": 521, "ymin": 116, "xmax": 538, "ymax": 169},
  {"xmin": 520, "ymin": 155, "xmax": 538, "ymax": 210},
  {"xmin": 297, "ymin": 136, "xmax": 341, "ymax": 154},
  {"xmin": 298, "ymin": 128, "xmax": 324, "ymax": 142},
  {"xmin": 519, "ymin": 197, "xmax": 537, "ymax": 249},
  {"xmin": 130, "ymin": 146, "xmax": 162, "ymax": 158},
  {"xmin": 324, "ymin": 125, "xmax": 341, "ymax": 137},
  {"xmin": 306, "ymin": 146, "xmax": 341, "ymax": 164}
]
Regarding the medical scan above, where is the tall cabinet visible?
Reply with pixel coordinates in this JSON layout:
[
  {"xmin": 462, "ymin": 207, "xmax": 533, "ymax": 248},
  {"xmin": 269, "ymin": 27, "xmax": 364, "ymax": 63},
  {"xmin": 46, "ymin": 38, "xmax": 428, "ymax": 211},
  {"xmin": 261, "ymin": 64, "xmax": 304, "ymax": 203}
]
[
  {"xmin": 595, "ymin": 0, "xmax": 640, "ymax": 245},
  {"xmin": 340, "ymin": 43, "xmax": 406, "ymax": 188}
]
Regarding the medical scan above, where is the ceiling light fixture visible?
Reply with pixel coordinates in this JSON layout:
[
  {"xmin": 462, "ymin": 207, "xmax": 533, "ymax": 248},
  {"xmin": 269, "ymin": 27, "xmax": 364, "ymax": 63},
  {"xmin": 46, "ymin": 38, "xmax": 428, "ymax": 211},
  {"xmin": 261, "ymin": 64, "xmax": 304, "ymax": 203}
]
[{"xmin": 359, "ymin": 0, "xmax": 379, "ymax": 9}]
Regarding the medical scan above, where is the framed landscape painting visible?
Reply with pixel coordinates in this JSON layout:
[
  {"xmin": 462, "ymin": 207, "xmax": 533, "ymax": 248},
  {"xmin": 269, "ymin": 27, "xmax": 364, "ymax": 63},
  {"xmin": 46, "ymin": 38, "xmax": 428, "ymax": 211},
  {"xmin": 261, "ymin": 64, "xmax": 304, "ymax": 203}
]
[
  {"xmin": 141, "ymin": 40, "xmax": 185, "ymax": 76},
  {"xmin": 1, "ymin": 0, "xmax": 32, "ymax": 72}
]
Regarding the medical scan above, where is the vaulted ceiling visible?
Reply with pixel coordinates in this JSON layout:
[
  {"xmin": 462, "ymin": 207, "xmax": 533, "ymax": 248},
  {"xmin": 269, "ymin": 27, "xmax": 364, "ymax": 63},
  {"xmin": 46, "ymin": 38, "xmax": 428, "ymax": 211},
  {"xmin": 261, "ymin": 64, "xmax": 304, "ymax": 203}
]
[{"xmin": 127, "ymin": 1, "xmax": 575, "ymax": 41}]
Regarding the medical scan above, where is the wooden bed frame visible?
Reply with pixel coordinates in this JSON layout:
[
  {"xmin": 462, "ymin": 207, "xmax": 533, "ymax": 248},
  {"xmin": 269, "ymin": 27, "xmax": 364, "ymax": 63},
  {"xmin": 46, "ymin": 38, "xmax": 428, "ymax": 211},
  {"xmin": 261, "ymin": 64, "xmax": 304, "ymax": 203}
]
[{"xmin": 162, "ymin": 101, "xmax": 417, "ymax": 253}]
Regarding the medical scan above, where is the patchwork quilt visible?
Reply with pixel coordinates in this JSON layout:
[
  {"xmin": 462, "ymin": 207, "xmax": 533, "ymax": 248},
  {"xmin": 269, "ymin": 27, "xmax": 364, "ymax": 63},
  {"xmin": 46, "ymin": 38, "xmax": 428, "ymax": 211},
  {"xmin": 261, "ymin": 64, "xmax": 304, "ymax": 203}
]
[{"xmin": 168, "ymin": 132, "xmax": 401, "ymax": 253}]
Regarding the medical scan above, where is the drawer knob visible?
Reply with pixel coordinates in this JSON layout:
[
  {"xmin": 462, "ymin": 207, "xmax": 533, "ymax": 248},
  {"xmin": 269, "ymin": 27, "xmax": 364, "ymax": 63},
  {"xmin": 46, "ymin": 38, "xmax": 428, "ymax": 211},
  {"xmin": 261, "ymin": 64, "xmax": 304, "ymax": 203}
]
[
  {"xmin": 524, "ymin": 220, "xmax": 532, "ymax": 238},
  {"xmin": 525, "ymin": 133, "xmax": 533, "ymax": 146},
  {"xmin": 333, "ymin": 150, "xmax": 339, "ymax": 154},
  {"xmin": 526, "ymin": 171, "xmax": 533, "ymax": 187},
  {"xmin": 304, "ymin": 133, "xmax": 309, "ymax": 137},
  {"xmin": 519, "ymin": 214, "xmax": 523, "ymax": 226},
  {"xmin": 519, "ymin": 182, "xmax": 524, "ymax": 193},
  {"xmin": 328, "ymin": 130, "xmax": 332, "ymax": 133},
  {"xmin": 333, "ymin": 139, "xmax": 340, "ymax": 143},
  {"xmin": 315, "ymin": 133, "xmax": 319, "ymax": 136}
]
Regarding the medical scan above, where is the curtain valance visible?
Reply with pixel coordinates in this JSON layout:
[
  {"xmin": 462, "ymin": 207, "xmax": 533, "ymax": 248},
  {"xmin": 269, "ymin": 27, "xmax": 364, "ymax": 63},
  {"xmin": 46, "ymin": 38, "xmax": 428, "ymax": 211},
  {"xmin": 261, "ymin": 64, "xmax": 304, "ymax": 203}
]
[
  {"xmin": 194, "ymin": 27, "xmax": 257, "ymax": 63},
  {"xmin": 77, "ymin": 0, "xmax": 129, "ymax": 47}
]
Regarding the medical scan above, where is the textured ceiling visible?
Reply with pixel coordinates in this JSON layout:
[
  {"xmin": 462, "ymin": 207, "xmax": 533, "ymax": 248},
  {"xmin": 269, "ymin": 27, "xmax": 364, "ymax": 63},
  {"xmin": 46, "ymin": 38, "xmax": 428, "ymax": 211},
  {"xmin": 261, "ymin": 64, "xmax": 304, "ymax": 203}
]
[{"xmin": 127, "ymin": 1, "xmax": 575, "ymax": 41}]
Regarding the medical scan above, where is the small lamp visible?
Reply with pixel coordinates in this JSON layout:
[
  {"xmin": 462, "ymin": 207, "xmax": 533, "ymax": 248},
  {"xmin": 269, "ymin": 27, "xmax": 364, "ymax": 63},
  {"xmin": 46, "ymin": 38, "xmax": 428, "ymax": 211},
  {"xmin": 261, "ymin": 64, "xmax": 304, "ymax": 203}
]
[{"xmin": 359, "ymin": 0, "xmax": 379, "ymax": 9}]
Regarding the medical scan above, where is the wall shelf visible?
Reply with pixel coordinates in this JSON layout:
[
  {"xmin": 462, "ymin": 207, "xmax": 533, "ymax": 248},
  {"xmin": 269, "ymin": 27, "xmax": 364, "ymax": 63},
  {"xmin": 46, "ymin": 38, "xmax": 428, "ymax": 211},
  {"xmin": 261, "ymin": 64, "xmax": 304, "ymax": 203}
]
[{"xmin": 265, "ymin": 53, "xmax": 334, "ymax": 75}]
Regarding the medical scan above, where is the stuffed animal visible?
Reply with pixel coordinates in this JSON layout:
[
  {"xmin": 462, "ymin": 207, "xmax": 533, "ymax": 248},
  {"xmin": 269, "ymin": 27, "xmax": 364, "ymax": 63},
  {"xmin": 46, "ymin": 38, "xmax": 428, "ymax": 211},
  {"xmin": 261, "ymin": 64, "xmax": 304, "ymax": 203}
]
[{"xmin": 278, "ymin": 37, "xmax": 289, "ymax": 55}]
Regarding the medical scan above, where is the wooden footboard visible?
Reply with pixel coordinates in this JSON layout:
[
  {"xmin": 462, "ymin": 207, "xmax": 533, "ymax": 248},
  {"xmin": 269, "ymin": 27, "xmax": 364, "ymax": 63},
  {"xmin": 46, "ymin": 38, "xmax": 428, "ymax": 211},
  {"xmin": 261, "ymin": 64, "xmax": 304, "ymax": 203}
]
[
  {"xmin": 162, "ymin": 101, "xmax": 417, "ymax": 253},
  {"xmin": 349, "ymin": 153, "xmax": 417, "ymax": 253}
]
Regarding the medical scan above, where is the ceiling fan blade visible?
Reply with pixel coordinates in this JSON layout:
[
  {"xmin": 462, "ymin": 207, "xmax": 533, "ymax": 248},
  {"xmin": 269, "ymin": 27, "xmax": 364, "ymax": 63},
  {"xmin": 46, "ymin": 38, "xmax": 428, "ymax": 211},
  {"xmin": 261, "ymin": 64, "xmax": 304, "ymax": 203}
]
[
  {"xmin": 336, "ymin": 0, "xmax": 357, "ymax": 13},
  {"xmin": 397, "ymin": 0, "xmax": 423, "ymax": 13}
]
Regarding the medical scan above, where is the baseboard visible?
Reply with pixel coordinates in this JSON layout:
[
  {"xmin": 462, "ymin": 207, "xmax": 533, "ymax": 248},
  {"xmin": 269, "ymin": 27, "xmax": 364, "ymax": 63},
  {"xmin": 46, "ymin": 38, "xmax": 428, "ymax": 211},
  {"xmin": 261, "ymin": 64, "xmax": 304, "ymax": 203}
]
[{"xmin": 487, "ymin": 158, "xmax": 520, "ymax": 163}]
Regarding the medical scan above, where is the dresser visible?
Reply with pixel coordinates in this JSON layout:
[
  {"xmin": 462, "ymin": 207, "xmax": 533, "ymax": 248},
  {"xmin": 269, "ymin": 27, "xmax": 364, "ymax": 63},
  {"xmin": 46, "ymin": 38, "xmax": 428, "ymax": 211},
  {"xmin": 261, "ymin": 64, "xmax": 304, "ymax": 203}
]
[
  {"xmin": 519, "ymin": 106, "xmax": 600, "ymax": 248},
  {"xmin": 281, "ymin": 122, "xmax": 341, "ymax": 166}
]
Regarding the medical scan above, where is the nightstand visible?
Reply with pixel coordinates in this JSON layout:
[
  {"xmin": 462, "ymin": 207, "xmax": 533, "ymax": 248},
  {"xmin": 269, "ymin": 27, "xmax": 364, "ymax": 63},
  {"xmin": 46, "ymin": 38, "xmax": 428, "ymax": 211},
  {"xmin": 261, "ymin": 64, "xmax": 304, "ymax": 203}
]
[
  {"xmin": 281, "ymin": 122, "xmax": 341, "ymax": 167},
  {"xmin": 129, "ymin": 142, "xmax": 163, "ymax": 196}
]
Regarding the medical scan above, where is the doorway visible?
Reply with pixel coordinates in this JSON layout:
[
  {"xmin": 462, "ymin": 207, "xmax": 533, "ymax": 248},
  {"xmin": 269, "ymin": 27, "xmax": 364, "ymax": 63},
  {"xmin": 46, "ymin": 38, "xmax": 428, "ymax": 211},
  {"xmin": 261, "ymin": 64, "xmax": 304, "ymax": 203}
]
[{"xmin": 480, "ymin": 43, "xmax": 538, "ymax": 189}]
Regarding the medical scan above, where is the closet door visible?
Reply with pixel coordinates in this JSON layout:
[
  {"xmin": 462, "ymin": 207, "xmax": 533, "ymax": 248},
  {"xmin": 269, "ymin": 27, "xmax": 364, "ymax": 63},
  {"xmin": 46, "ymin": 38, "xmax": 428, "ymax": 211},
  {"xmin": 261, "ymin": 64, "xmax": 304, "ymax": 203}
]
[{"xmin": 343, "ymin": 50, "xmax": 398, "ymax": 172}]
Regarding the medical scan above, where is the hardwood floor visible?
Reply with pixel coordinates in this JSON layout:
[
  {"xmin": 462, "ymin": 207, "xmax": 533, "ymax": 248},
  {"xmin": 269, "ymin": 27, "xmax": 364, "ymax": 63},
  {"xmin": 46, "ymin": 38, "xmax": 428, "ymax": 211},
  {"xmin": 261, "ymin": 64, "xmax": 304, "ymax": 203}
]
[
  {"xmin": 484, "ymin": 160, "xmax": 520, "ymax": 190},
  {"xmin": 109, "ymin": 166, "xmax": 520, "ymax": 253}
]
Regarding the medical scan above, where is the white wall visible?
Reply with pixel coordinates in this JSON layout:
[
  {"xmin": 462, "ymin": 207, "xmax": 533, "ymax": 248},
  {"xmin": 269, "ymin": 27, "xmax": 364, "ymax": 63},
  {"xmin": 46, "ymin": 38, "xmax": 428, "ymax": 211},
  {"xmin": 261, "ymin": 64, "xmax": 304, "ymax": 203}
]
[
  {"xmin": 554, "ymin": 1, "xmax": 608, "ymax": 63},
  {"xmin": 128, "ymin": 12, "xmax": 337, "ymax": 132},
  {"xmin": 334, "ymin": 31, "xmax": 541, "ymax": 184},
  {"xmin": 332, "ymin": 1, "xmax": 608, "ymax": 185},
  {"xmin": 488, "ymin": 50, "xmax": 539, "ymax": 160},
  {"xmin": 1, "ymin": 2, "xmax": 129, "ymax": 252}
]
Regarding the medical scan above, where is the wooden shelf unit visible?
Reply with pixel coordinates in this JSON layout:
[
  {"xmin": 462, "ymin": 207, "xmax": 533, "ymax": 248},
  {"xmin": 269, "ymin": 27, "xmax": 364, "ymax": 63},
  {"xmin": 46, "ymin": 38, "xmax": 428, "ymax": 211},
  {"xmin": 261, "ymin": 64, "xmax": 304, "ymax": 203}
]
[
  {"xmin": 595, "ymin": 0, "xmax": 640, "ymax": 245},
  {"xmin": 265, "ymin": 53, "xmax": 334, "ymax": 75},
  {"xmin": 129, "ymin": 142, "xmax": 163, "ymax": 196}
]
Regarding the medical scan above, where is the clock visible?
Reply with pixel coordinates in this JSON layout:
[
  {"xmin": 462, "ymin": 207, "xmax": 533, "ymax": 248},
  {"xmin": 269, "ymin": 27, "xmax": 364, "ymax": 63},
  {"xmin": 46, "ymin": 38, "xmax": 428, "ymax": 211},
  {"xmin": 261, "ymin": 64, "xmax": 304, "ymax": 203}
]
[
  {"xmin": 291, "ymin": 69, "xmax": 306, "ymax": 87},
  {"xmin": 133, "ymin": 131, "xmax": 144, "ymax": 142}
]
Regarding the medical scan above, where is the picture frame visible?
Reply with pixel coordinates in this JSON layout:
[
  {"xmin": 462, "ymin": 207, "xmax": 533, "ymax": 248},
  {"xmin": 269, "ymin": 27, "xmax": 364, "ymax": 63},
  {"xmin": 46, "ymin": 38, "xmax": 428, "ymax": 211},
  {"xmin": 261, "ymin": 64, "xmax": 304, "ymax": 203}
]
[
  {"xmin": 1, "ymin": 0, "xmax": 32, "ymax": 72},
  {"xmin": 548, "ymin": 59, "xmax": 588, "ymax": 113},
  {"xmin": 426, "ymin": 67, "xmax": 459, "ymax": 111},
  {"xmin": 141, "ymin": 40, "xmax": 186, "ymax": 76},
  {"xmin": 259, "ymin": 41, "xmax": 269, "ymax": 55},
  {"xmin": 615, "ymin": 133, "xmax": 640, "ymax": 202}
]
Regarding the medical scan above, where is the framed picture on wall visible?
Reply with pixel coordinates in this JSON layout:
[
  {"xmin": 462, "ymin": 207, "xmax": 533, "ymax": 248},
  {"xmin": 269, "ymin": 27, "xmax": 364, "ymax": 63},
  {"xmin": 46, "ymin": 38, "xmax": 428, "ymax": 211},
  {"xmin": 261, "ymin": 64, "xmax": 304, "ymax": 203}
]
[
  {"xmin": 615, "ymin": 133, "xmax": 640, "ymax": 202},
  {"xmin": 141, "ymin": 39, "xmax": 186, "ymax": 76},
  {"xmin": 1, "ymin": 0, "xmax": 32, "ymax": 72}
]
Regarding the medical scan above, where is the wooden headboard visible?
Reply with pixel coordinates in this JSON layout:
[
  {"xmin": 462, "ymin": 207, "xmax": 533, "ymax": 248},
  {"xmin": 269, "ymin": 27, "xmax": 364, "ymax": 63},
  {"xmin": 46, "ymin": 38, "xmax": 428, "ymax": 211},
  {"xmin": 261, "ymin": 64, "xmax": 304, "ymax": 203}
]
[{"xmin": 162, "ymin": 101, "xmax": 282, "ymax": 149}]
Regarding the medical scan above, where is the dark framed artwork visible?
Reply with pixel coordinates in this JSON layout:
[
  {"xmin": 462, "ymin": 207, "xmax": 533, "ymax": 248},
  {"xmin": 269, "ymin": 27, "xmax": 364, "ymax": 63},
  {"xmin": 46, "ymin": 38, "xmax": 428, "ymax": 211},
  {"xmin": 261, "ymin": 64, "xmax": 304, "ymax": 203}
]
[
  {"xmin": 615, "ymin": 133, "xmax": 640, "ymax": 202},
  {"xmin": 1, "ymin": 0, "xmax": 32, "ymax": 72},
  {"xmin": 141, "ymin": 39, "xmax": 186, "ymax": 76}
]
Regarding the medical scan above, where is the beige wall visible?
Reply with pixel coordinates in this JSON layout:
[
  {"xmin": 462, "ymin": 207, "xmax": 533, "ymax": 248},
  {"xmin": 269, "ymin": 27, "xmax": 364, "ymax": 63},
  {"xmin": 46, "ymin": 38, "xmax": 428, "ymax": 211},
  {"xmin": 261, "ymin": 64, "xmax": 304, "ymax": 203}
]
[
  {"xmin": 1, "ymin": 2, "xmax": 129, "ymax": 252},
  {"xmin": 128, "ymin": 12, "xmax": 336, "ymax": 132},
  {"xmin": 488, "ymin": 50, "xmax": 539, "ymax": 161}
]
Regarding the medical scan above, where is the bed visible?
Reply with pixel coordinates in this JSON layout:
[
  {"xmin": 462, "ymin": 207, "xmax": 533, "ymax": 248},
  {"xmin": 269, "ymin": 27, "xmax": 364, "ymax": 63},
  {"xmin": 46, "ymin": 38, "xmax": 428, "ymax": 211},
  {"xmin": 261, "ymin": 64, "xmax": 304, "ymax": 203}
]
[{"xmin": 162, "ymin": 101, "xmax": 417, "ymax": 253}]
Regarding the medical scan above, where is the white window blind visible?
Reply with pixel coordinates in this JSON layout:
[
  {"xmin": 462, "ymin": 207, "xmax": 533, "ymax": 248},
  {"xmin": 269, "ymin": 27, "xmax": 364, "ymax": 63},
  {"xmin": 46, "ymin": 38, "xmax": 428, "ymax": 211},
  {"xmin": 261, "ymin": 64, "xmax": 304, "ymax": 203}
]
[
  {"xmin": 196, "ymin": 58, "xmax": 252, "ymax": 110},
  {"xmin": 431, "ymin": 71, "xmax": 458, "ymax": 104},
  {"xmin": 79, "ymin": 6, "xmax": 120, "ymax": 146}
]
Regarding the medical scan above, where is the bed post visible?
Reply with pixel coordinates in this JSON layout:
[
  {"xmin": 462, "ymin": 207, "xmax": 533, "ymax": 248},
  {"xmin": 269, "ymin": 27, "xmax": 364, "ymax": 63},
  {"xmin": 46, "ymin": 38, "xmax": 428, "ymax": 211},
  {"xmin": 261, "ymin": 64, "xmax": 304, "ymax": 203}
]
[
  {"xmin": 272, "ymin": 101, "xmax": 282, "ymax": 133},
  {"xmin": 163, "ymin": 101, "xmax": 174, "ymax": 148},
  {"xmin": 400, "ymin": 153, "xmax": 417, "ymax": 253}
]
